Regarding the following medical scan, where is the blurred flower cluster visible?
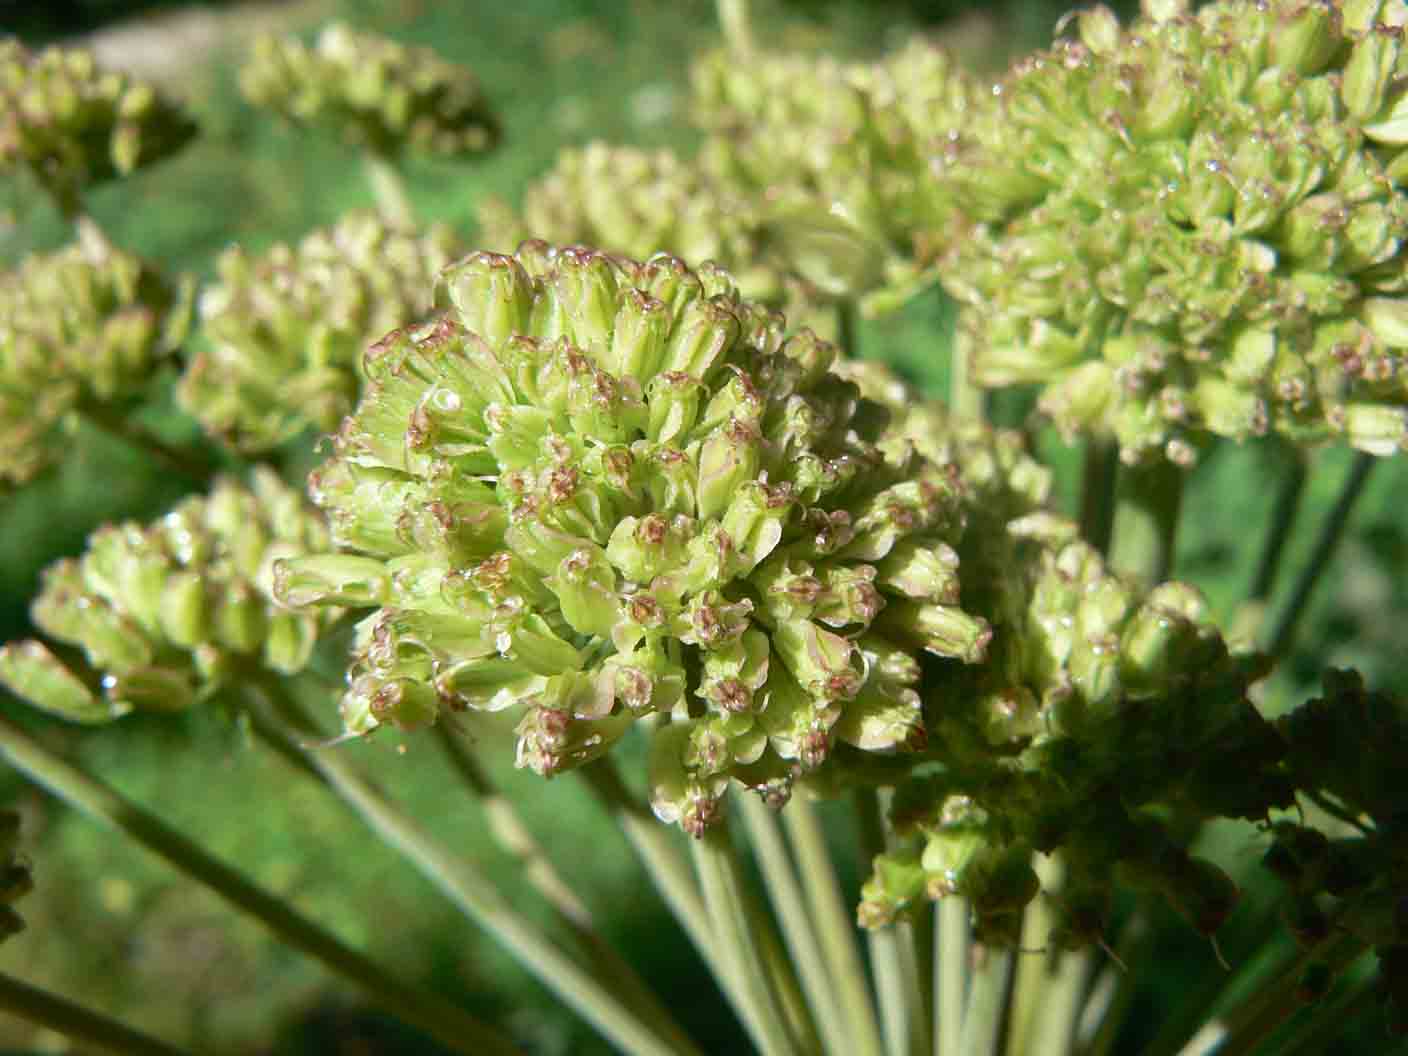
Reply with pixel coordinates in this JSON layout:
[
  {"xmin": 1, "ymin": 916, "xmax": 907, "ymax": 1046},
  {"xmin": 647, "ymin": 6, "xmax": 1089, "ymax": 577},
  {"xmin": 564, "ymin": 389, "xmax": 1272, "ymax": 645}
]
[
  {"xmin": 241, "ymin": 23, "xmax": 498, "ymax": 158},
  {"xmin": 0, "ymin": 40, "xmax": 195, "ymax": 212},
  {"xmin": 0, "ymin": 235, "xmax": 190, "ymax": 486},
  {"xmin": 945, "ymin": 0, "xmax": 1408, "ymax": 463},
  {"xmin": 0, "ymin": 470, "xmax": 335, "ymax": 721},
  {"xmin": 179, "ymin": 210, "xmax": 459, "ymax": 452},
  {"xmin": 277, "ymin": 244, "xmax": 989, "ymax": 835}
]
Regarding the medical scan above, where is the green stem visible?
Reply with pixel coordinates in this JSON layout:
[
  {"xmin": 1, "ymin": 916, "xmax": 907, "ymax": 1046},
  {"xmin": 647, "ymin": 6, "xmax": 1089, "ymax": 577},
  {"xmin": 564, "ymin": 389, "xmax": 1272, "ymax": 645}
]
[
  {"xmin": 785, "ymin": 796, "xmax": 886, "ymax": 1056},
  {"xmin": 251, "ymin": 695, "xmax": 691, "ymax": 1056},
  {"xmin": 0, "ymin": 970, "xmax": 188, "ymax": 1056},
  {"xmin": 738, "ymin": 792, "xmax": 853, "ymax": 1056},
  {"xmin": 937, "ymin": 897, "xmax": 970, "ymax": 1056},
  {"xmin": 716, "ymin": 0, "xmax": 755, "ymax": 56},
  {"xmin": 1109, "ymin": 457, "xmax": 1185, "ymax": 585},
  {"xmin": 1248, "ymin": 449, "xmax": 1309, "ymax": 602},
  {"xmin": 1005, "ymin": 858, "xmax": 1054, "ymax": 1056},
  {"xmin": 1029, "ymin": 948, "xmax": 1091, "ymax": 1056},
  {"xmin": 1078, "ymin": 436, "xmax": 1118, "ymax": 557},
  {"xmin": 1267, "ymin": 451, "xmax": 1377, "ymax": 658},
  {"xmin": 690, "ymin": 822, "xmax": 796, "ymax": 1056},
  {"xmin": 857, "ymin": 788, "xmax": 928, "ymax": 1056},
  {"xmin": 958, "ymin": 947, "xmax": 1013, "ymax": 1056},
  {"xmin": 950, "ymin": 328, "xmax": 986, "ymax": 421},
  {"xmin": 0, "ymin": 712, "xmax": 518, "ymax": 1056},
  {"xmin": 838, "ymin": 299, "xmax": 860, "ymax": 358},
  {"xmin": 434, "ymin": 727, "xmax": 695, "ymax": 1055},
  {"xmin": 363, "ymin": 152, "xmax": 416, "ymax": 228},
  {"xmin": 1079, "ymin": 914, "xmax": 1150, "ymax": 1056},
  {"xmin": 576, "ymin": 759, "xmax": 717, "ymax": 970}
]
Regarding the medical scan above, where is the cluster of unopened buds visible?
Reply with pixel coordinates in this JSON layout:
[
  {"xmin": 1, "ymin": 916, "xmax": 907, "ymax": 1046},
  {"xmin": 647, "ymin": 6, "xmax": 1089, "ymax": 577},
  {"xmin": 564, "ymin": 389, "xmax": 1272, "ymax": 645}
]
[
  {"xmin": 0, "ymin": 470, "xmax": 335, "ymax": 721},
  {"xmin": 0, "ymin": 39, "xmax": 194, "ymax": 210},
  {"xmin": 0, "ymin": 234, "xmax": 190, "ymax": 486},
  {"xmin": 241, "ymin": 23, "xmax": 498, "ymax": 159},
  {"xmin": 179, "ymin": 210, "xmax": 459, "ymax": 451},
  {"xmin": 943, "ymin": 0, "xmax": 1408, "ymax": 464}
]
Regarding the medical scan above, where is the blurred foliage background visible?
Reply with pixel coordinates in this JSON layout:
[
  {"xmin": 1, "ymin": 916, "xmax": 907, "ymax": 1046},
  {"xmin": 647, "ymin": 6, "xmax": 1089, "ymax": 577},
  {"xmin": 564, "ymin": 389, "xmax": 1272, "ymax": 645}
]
[{"xmin": 0, "ymin": 0, "xmax": 1404, "ymax": 1052}]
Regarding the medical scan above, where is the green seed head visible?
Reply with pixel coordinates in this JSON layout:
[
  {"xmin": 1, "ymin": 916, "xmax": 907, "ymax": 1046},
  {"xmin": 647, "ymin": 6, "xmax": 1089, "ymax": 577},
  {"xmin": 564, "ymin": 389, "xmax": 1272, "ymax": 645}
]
[
  {"xmin": 241, "ymin": 24, "xmax": 498, "ymax": 159},
  {"xmin": 179, "ymin": 211, "xmax": 458, "ymax": 452},
  {"xmin": 0, "ymin": 470, "xmax": 334, "ymax": 720},
  {"xmin": 280, "ymin": 244, "xmax": 981, "ymax": 834},
  {"xmin": 0, "ymin": 39, "xmax": 195, "ymax": 207},
  {"xmin": 0, "ymin": 236, "xmax": 189, "ymax": 486},
  {"xmin": 947, "ymin": 0, "xmax": 1408, "ymax": 462}
]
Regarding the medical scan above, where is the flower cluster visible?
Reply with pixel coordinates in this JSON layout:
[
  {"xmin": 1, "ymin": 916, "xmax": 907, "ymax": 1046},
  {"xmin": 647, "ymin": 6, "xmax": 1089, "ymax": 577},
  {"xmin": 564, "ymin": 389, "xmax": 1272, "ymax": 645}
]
[
  {"xmin": 0, "ymin": 236, "xmax": 190, "ymax": 486},
  {"xmin": 277, "ymin": 244, "xmax": 989, "ymax": 835},
  {"xmin": 1263, "ymin": 670, "xmax": 1408, "ymax": 1031},
  {"xmin": 0, "ymin": 470, "xmax": 335, "ymax": 722},
  {"xmin": 692, "ymin": 38, "xmax": 978, "ymax": 310},
  {"xmin": 945, "ymin": 0, "xmax": 1408, "ymax": 463},
  {"xmin": 857, "ymin": 492, "xmax": 1281, "ymax": 947},
  {"xmin": 0, "ymin": 40, "xmax": 195, "ymax": 210},
  {"xmin": 476, "ymin": 142, "xmax": 781, "ymax": 302},
  {"xmin": 179, "ymin": 211, "xmax": 458, "ymax": 452},
  {"xmin": 0, "ymin": 811, "xmax": 29, "ymax": 943},
  {"xmin": 241, "ymin": 23, "xmax": 498, "ymax": 158}
]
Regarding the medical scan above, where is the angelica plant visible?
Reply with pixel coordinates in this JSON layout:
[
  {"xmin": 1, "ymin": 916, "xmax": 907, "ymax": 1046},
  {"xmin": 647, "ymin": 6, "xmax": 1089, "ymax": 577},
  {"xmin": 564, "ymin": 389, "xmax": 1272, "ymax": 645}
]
[{"xmin": 0, "ymin": 2, "xmax": 1405, "ymax": 1054}]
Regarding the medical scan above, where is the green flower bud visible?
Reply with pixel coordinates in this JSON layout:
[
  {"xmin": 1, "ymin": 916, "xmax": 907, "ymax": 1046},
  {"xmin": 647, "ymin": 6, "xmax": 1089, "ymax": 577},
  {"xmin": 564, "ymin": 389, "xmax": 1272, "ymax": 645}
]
[
  {"xmin": 0, "ymin": 40, "xmax": 194, "ymax": 206},
  {"xmin": 240, "ymin": 24, "xmax": 497, "ymax": 159},
  {"xmin": 287, "ymin": 245, "xmax": 979, "ymax": 831},
  {"xmin": 0, "ymin": 237, "xmax": 188, "ymax": 486},
  {"xmin": 6, "ymin": 470, "xmax": 335, "ymax": 719},
  {"xmin": 179, "ymin": 211, "xmax": 458, "ymax": 452}
]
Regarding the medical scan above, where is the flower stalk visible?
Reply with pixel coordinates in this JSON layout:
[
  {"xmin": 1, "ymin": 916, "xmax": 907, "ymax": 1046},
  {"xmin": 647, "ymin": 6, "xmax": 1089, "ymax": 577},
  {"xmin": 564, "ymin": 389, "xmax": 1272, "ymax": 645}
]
[
  {"xmin": 0, "ymin": 970, "xmax": 189, "ymax": 1056},
  {"xmin": 0, "ymin": 709, "xmax": 519, "ymax": 1056}
]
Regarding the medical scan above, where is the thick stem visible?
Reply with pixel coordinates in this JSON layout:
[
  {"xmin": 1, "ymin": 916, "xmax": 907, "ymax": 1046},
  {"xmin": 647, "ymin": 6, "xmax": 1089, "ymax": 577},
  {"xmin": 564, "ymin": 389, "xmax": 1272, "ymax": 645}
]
[
  {"xmin": 434, "ymin": 727, "xmax": 694, "ymax": 1054},
  {"xmin": 690, "ymin": 822, "xmax": 796, "ymax": 1056},
  {"xmin": 0, "ymin": 712, "xmax": 518, "ymax": 1056},
  {"xmin": 251, "ymin": 697, "xmax": 690, "ymax": 1056},
  {"xmin": 738, "ymin": 792, "xmax": 854, "ymax": 1056},
  {"xmin": 950, "ymin": 328, "xmax": 986, "ymax": 421},
  {"xmin": 857, "ymin": 788, "xmax": 928, "ymax": 1056},
  {"xmin": 937, "ymin": 898, "xmax": 970, "ymax": 1056},
  {"xmin": 784, "ymin": 796, "xmax": 886, "ymax": 1056},
  {"xmin": 1109, "ymin": 458, "xmax": 1185, "ymax": 585},
  {"xmin": 717, "ymin": 0, "xmax": 755, "ymax": 56},
  {"xmin": 958, "ymin": 947, "xmax": 1012, "ymax": 1056},
  {"xmin": 1267, "ymin": 451, "xmax": 1377, "ymax": 658},
  {"xmin": 1078, "ymin": 436, "xmax": 1118, "ymax": 557},
  {"xmin": 0, "ymin": 970, "xmax": 188, "ymax": 1056},
  {"xmin": 363, "ymin": 152, "xmax": 417, "ymax": 228}
]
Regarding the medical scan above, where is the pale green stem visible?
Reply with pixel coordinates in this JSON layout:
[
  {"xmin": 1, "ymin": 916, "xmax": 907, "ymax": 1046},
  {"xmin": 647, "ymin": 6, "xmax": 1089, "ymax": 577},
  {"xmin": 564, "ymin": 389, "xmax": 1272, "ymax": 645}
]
[
  {"xmin": 1109, "ymin": 458, "xmax": 1185, "ymax": 585},
  {"xmin": 1268, "ymin": 450, "xmax": 1377, "ymax": 658},
  {"xmin": 690, "ymin": 823, "xmax": 796, "ymax": 1056},
  {"xmin": 937, "ymin": 898, "xmax": 970, "ymax": 1056},
  {"xmin": 717, "ymin": 0, "xmax": 755, "ymax": 56},
  {"xmin": 1081, "ymin": 915, "xmax": 1150, "ymax": 1056},
  {"xmin": 1006, "ymin": 857, "xmax": 1058, "ymax": 1056},
  {"xmin": 576, "ymin": 759, "xmax": 717, "ymax": 969},
  {"xmin": 784, "ymin": 796, "xmax": 886, "ymax": 1056},
  {"xmin": 745, "ymin": 873, "xmax": 823, "ymax": 1055},
  {"xmin": 0, "ymin": 712, "xmax": 518, "ymax": 1056},
  {"xmin": 950, "ymin": 328, "xmax": 986, "ymax": 421},
  {"xmin": 738, "ymin": 793, "xmax": 853, "ymax": 1056},
  {"xmin": 0, "ymin": 970, "xmax": 189, "ymax": 1056},
  {"xmin": 1078, "ymin": 436, "xmax": 1118, "ymax": 557},
  {"xmin": 857, "ymin": 788, "xmax": 928, "ymax": 1056},
  {"xmin": 434, "ymin": 726, "xmax": 695, "ymax": 1055},
  {"xmin": 1029, "ymin": 948, "xmax": 1091, "ymax": 1056},
  {"xmin": 958, "ymin": 947, "xmax": 1012, "ymax": 1056},
  {"xmin": 251, "ymin": 696, "xmax": 690, "ymax": 1056},
  {"xmin": 363, "ymin": 152, "xmax": 416, "ymax": 228}
]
